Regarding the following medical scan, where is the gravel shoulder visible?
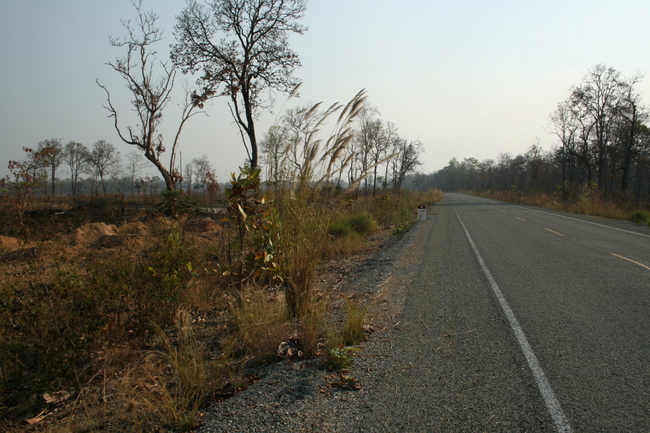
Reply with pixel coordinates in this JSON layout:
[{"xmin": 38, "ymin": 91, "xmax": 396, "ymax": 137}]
[{"xmin": 197, "ymin": 218, "xmax": 433, "ymax": 433}]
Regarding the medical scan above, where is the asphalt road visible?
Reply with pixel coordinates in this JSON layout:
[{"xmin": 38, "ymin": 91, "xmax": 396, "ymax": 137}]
[{"xmin": 353, "ymin": 193, "xmax": 650, "ymax": 432}]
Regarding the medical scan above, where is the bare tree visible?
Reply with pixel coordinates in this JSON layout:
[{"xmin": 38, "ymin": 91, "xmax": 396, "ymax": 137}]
[
  {"xmin": 183, "ymin": 161, "xmax": 195, "ymax": 194},
  {"xmin": 353, "ymin": 106, "xmax": 383, "ymax": 192},
  {"xmin": 125, "ymin": 151, "xmax": 148, "ymax": 194},
  {"xmin": 260, "ymin": 125, "xmax": 289, "ymax": 186},
  {"xmin": 391, "ymin": 138, "xmax": 423, "ymax": 191},
  {"xmin": 614, "ymin": 73, "xmax": 648, "ymax": 192},
  {"xmin": 63, "ymin": 141, "xmax": 91, "ymax": 195},
  {"xmin": 549, "ymin": 99, "xmax": 579, "ymax": 184},
  {"xmin": 172, "ymin": 0, "xmax": 307, "ymax": 169},
  {"xmin": 37, "ymin": 138, "xmax": 63, "ymax": 196},
  {"xmin": 88, "ymin": 140, "xmax": 120, "ymax": 194},
  {"xmin": 379, "ymin": 122, "xmax": 399, "ymax": 191},
  {"xmin": 97, "ymin": 0, "xmax": 212, "ymax": 192},
  {"xmin": 570, "ymin": 64, "xmax": 623, "ymax": 189},
  {"xmin": 524, "ymin": 141, "xmax": 543, "ymax": 190},
  {"xmin": 478, "ymin": 158, "xmax": 495, "ymax": 190},
  {"xmin": 4, "ymin": 147, "xmax": 51, "ymax": 225},
  {"xmin": 190, "ymin": 154, "xmax": 216, "ymax": 197}
]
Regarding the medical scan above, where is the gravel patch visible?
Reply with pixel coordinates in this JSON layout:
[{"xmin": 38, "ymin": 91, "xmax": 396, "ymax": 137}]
[{"xmin": 197, "ymin": 219, "xmax": 433, "ymax": 433}]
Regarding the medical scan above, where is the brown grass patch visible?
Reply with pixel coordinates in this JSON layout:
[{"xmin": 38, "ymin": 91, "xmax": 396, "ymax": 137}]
[{"xmin": 0, "ymin": 189, "xmax": 443, "ymax": 431}]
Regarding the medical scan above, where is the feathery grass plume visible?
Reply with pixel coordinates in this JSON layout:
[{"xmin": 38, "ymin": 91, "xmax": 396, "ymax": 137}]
[
  {"xmin": 281, "ymin": 100, "xmax": 342, "ymax": 193},
  {"xmin": 314, "ymin": 89, "xmax": 368, "ymax": 189},
  {"xmin": 265, "ymin": 89, "xmax": 370, "ymax": 195}
]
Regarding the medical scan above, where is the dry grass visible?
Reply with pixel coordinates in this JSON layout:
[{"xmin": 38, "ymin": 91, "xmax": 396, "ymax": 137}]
[
  {"xmin": 0, "ymin": 188, "xmax": 443, "ymax": 431},
  {"xmin": 339, "ymin": 298, "xmax": 368, "ymax": 347},
  {"xmin": 478, "ymin": 187, "xmax": 650, "ymax": 225},
  {"xmin": 133, "ymin": 309, "xmax": 222, "ymax": 430},
  {"xmin": 228, "ymin": 286, "xmax": 292, "ymax": 360}
]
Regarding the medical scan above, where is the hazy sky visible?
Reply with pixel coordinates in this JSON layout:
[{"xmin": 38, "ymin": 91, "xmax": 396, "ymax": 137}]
[{"xmin": 2, "ymin": 0, "xmax": 650, "ymax": 181}]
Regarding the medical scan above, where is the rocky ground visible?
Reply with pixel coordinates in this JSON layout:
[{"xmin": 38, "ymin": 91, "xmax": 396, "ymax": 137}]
[{"xmin": 195, "ymin": 218, "xmax": 432, "ymax": 433}]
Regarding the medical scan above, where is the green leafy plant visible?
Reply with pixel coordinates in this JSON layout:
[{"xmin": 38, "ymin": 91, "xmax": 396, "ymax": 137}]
[
  {"xmin": 327, "ymin": 346, "xmax": 362, "ymax": 372},
  {"xmin": 223, "ymin": 166, "xmax": 282, "ymax": 288},
  {"xmin": 158, "ymin": 189, "xmax": 200, "ymax": 218},
  {"xmin": 327, "ymin": 220, "xmax": 352, "ymax": 237}
]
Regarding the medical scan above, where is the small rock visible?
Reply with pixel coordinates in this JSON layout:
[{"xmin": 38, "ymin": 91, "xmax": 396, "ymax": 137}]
[{"xmin": 42, "ymin": 390, "xmax": 72, "ymax": 405}]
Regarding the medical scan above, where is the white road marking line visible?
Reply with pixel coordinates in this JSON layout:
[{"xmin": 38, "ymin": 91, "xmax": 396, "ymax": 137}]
[
  {"xmin": 510, "ymin": 205, "xmax": 650, "ymax": 238},
  {"xmin": 516, "ymin": 217, "xmax": 527, "ymax": 221},
  {"xmin": 612, "ymin": 254, "xmax": 650, "ymax": 271},
  {"xmin": 452, "ymin": 206, "xmax": 574, "ymax": 433}
]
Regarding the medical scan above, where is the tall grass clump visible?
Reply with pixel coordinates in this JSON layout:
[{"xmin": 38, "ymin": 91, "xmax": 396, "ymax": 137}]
[
  {"xmin": 259, "ymin": 89, "xmax": 370, "ymax": 318},
  {"xmin": 273, "ymin": 192, "xmax": 331, "ymax": 319},
  {"xmin": 340, "ymin": 299, "xmax": 367, "ymax": 347},
  {"xmin": 629, "ymin": 209, "xmax": 650, "ymax": 225},
  {"xmin": 325, "ymin": 299, "xmax": 367, "ymax": 373},
  {"xmin": 228, "ymin": 286, "xmax": 291, "ymax": 360},
  {"xmin": 125, "ymin": 309, "xmax": 223, "ymax": 431},
  {"xmin": 328, "ymin": 212, "xmax": 376, "ymax": 238}
]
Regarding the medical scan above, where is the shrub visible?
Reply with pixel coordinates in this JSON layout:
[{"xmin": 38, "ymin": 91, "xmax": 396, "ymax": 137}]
[
  {"xmin": 630, "ymin": 209, "xmax": 650, "ymax": 225},
  {"xmin": 0, "ymin": 271, "xmax": 100, "ymax": 417},
  {"xmin": 327, "ymin": 220, "xmax": 352, "ymax": 238},
  {"xmin": 347, "ymin": 213, "xmax": 376, "ymax": 235},
  {"xmin": 89, "ymin": 228, "xmax": 197, "ymax": 335},
  {"xmin": 328, "ymin": 213, "xmax": 376, "ymax": 238},
  {"xmin": 158, "ymin": 189, "xmax": 200, "ymax": 218},
  {"xmin": 0, "ymin": 226, "xmax": 200, "ymax": 420}
]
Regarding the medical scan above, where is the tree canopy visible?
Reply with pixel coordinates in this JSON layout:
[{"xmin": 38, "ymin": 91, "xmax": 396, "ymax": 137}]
[{"xmin": 172, "ymin": 0, "xmax": 308, "ymax": 169}]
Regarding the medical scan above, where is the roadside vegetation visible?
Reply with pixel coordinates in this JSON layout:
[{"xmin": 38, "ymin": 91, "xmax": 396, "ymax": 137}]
[
  {"xmin": 0, "ymin": 1, "xmax": 445, "ymax": 430},
  {"xmin": 0, "ymin": 84, "xmax": 440, "ymax": 432},
  {"xmin": 472, "ymin": 186, "xmax": 650, "ymax": 225},
  {"xmin": 0, "ymin": 180, "xmax": 440, "ymax": 431}
]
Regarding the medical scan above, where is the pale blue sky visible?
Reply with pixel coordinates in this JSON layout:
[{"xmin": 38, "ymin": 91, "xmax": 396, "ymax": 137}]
[{"xmin": 2, "ymin": 0, "xmax": 650, "ymax": 181}]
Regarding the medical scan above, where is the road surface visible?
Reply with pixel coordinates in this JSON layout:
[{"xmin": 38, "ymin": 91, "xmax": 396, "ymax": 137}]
[{"xmin": 354, "ymin": 193, "xmax": 650, "ymax": 432}]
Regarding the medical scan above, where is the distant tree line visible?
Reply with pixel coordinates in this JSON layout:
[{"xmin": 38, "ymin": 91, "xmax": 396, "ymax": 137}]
[
  {"xmin": 4, "ymin": 1, "xmax": 423, "ymax": 202},
  {"xmin": 419, "ymin": 65, "xmax": 650, "ymax": 201},
  {"xmin": 1, "ymin": 139, "xmax": 220, "ymax": 199}
]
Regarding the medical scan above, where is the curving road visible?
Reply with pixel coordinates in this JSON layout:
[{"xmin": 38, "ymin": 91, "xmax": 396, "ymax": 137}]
[{"xmin": 353, "ymin": 193, "xmax": 650, "ymax": 432}]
